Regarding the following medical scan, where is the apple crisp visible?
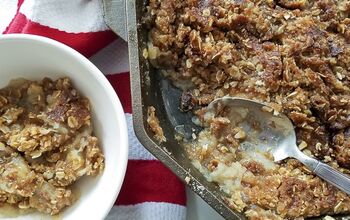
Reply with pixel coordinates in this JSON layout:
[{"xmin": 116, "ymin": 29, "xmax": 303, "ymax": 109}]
[
  {"xmin": 146, "ymin": 0, "xmax": 350, "ymax": 219},
  {"xmin": 0, "ymin": 77, "xmax": 104, "ymax": 215},
  {"xmin": 147, "ymin": 106, "xmax": 167, "ymax": 143}
]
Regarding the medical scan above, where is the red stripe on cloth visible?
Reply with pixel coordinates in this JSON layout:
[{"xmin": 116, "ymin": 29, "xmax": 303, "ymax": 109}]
[
  {"xmin": 4, "ymin": 13, "xmax": 116, "ymax": 57},
  {"xmin": 2, "ymin": 0, "xmax": 25, "ymax": 34},
  {"xmin": 18, "ymin": 0, "xmax": 25, "ymax": 7},
  {"xmin": 115, "ymin": 160, "xmax": 186, "ymax": 206},
  {"xmin": 107, "ymin": 72, "xmax": 132, "ymax": 114}
]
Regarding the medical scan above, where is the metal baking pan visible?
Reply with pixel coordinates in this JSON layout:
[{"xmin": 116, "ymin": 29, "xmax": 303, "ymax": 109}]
[
  {"xmin": 103, "ymin": 0, "xmax": 350, "ymax": 219},
  {"xmin": 125, "ymin": 0, "xmax": 242, "ymax": 219},
  {"xmin": 126, "ymin": 0, "xmax": 243, "ymax": 219}
]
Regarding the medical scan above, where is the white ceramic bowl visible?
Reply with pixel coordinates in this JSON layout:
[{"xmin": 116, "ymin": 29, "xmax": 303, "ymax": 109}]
[{"xmin": 0, "ymin": 34, "xmax": 128, "ymax": 220}]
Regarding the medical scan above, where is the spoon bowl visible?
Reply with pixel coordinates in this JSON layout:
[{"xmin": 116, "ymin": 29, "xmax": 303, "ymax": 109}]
[
  {"xmin": 206, "ymin": 97, "xmax": 350, "ymax": 195},
  {"xmin": 207, "ymin": 97, "xmax": 295, "ymax": 162}
]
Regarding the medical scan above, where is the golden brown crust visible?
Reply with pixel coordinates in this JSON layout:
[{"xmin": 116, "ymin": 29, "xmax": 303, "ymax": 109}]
[
  {"xmin": 0, "ymin": 78, "xmax": 104, "ymax": 215},
  {"xmin": 147, "ymin": 0, "xmax": 350, "ymax": 218},
  {"xmin": 147, "ymin": 106, "xmax": 167, "ymax": 143}
]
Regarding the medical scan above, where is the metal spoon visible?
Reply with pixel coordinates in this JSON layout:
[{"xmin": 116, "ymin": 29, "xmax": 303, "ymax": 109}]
[{"xmin": 206, "ymin": 97, "xmax": 350, "ymax": 195}]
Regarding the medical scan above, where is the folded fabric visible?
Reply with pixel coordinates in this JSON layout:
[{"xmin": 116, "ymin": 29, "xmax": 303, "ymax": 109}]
[{"xmin": 0, "ymin": 0, "xmax": 187, "ymax": 219}]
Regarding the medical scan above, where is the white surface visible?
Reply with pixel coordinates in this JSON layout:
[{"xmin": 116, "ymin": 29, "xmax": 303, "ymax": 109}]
[
  {"xmin": 106, "ymin": 202, "xmax": 186, "ymax": 220},
  {"xmin": 0, "ymin": 0, "xmax": 17, "ymax": 33},
  {"xmin": 20, "ymin": 0, "xmax": 109, "ymax": 33},
  {"xmin": 186, "ymin": 188, "xmax": 225, "ymax": 220},
  {"xmin": 90, "ymin": 38, "xmax": 130, "ymax": 75},
  {"xmin": 0, "ymin": 34, "xmax": 128, "ymax": 220}
]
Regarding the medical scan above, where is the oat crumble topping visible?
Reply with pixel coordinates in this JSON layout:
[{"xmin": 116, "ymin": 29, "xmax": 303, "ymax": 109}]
[
  {"xmin": 0, "ymin": 77, "xmax": 104, "ymax": 215},
  {"xmin": 147, "ymin": 106, "xmax": 167, "ymax": 143},
  {"xmin": 146, "ymin": 0, "xmax": 350, "ymax": 219}
]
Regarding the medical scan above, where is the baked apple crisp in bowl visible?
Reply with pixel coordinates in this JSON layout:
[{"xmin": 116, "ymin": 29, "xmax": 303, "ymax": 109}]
[{"xmin": 0, "ymin": 34, "xmax": 128, "ymax": 219}]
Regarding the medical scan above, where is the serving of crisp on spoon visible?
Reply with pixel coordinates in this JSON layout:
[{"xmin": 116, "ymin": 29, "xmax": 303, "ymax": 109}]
[{"xmin": 206, "ymin": 97, "xmax": 350, "ymax": 195}]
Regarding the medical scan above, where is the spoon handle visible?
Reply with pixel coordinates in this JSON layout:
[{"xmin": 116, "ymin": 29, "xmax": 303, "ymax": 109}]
[
  {"xmin": 294, "ymin": 150, "xmax": 350, "ymax": 195},
  {"xmin": 313, "ymin": 162, "xmax": 350, "ymax": 195}
]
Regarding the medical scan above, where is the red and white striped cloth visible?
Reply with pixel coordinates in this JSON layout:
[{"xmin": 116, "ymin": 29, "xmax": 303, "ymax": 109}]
[{"xmin": 0, "ymin": 1, "xmax": 187, "ymax": 219}]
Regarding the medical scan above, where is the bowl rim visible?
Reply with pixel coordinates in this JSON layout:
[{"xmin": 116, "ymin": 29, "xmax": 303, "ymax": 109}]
[{"xmin": 0, "ymin": 34, "xmax": 129, "ymax": 219}]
